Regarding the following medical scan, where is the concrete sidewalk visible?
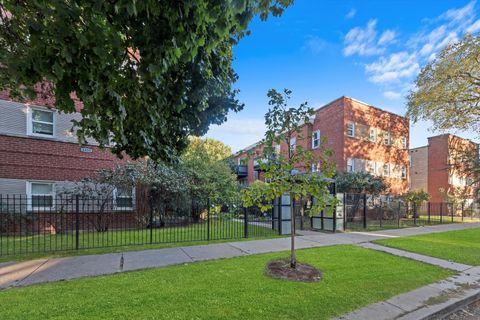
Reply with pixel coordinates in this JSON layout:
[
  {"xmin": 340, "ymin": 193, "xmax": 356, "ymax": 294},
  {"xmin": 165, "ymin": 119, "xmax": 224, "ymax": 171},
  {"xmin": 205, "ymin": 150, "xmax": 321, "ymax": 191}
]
[{"xmin": 1, "ymin": 222, "xmax": 479, "ymax": 289}]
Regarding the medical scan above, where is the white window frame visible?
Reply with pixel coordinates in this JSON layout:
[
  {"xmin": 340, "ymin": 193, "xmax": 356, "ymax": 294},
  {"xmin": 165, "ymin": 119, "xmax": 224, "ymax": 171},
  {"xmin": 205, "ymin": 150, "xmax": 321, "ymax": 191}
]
[
  {"xmin": 383, "ymin": 131, "xmax": 391, "ymax": 146},
  {"xmin": 401, "ymin": 166, "xmax": 407, "ymax": 179},
  {"xmin": 366, "ymin": 160, "xmax": 376, "ymax": 175},
  {"xmin": 26, "ymin": 181, "xmax": 55, "ymax": 211},
  {"xmin": 383, "ymin": 163, "xmax": 390, "ymax": 177},
  {"xmin": 274, "ymin": 144, "xmax": 281, "ymax": 155},
  {"xmin": 346, "ymin": 122, "xmax": 355, "ymax": 137},
  {"xmin": 113, "ymin": 186, "xmax": 135, "ymax": 211},
  {"xmin": 369, "ymin": 128, "xmax": 377, "ymax": 142},
  {"xmin": 289, "ymin": 137, "xmax": 297, "ymax": 153},
  {"xmin": 347, "ymin": 158, "xmax": 355, "ymax": 172},
  {"xmin": 402, "ymin": 136, "xmax": 408, "ymax": 149},
  {"xmin": 311, "ymin": 130, "xmax": 321, "ymax": 149},
  {"xmin": 27, "ymin": 107, "xmax": 56, "ymax": 138}
]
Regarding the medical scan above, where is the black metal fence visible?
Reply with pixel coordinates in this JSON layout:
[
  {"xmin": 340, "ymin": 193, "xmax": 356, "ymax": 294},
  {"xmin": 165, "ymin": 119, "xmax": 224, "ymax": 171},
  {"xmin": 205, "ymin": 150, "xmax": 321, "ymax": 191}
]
[
  {"xmin": 344, "ymin": 193, "xmax": 480, "ymax": 230},
  {"xmin": 0, "ymin": 194, "xmax": 279, "ymax": 257}
]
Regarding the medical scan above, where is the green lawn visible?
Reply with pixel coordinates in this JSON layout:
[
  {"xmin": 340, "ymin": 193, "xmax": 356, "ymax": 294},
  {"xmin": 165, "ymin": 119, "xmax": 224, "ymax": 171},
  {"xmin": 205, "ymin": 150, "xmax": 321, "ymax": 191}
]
[
  {"xmin": 0, "ymin": 221, "xmax": 279, "ymax": 263},
  {"xmin": 0, "ymin": 245, "xmax": 453, "ymax": 320},
  {"xmin": 374, "ymin": 228, "xmax": 480, "ymax": 265}
]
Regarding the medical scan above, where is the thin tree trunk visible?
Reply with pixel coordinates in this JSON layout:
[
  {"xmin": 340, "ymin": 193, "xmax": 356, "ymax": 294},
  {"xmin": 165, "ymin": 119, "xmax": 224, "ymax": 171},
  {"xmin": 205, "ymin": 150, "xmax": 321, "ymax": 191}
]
[{"xmin": 290, "ymin": 192, "xmax": 296, "ymax": 268}]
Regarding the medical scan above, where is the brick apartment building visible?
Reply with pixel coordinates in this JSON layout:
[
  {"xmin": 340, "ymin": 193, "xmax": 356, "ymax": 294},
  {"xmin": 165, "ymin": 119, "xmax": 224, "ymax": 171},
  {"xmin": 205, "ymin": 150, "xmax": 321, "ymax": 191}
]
[
  {"xmin": 410, "ymin": 134, "xmax": 479, "ymax": 203},
  {"xmin": 0, "ymin": 92, "xmax": 133, "ymax": 207},
  {"xmin": 233, "ymin": 96, "xmax": 410, "ymax": 195}
]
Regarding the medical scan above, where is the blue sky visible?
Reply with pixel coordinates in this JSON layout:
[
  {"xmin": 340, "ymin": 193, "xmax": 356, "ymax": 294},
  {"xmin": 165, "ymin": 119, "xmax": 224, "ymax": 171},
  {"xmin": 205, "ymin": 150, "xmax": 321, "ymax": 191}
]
[{"xmin": 205, "ymin": 0, "xmax": 480, "ymax": 152}]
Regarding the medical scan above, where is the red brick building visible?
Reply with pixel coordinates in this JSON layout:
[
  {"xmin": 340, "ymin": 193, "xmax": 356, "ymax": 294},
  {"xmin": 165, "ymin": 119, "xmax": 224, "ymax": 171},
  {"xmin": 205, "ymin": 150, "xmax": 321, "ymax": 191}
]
[
  {"xmin": 234, "ymin": 96, "xmax": 410, "ymax": 195},
  {"xmin": 410, "ymin": 134, "xmax": 478, "ymax": 203},
  {"xmin": 0, "ymin": 92, "xmax": 132, "ymax": 206}
]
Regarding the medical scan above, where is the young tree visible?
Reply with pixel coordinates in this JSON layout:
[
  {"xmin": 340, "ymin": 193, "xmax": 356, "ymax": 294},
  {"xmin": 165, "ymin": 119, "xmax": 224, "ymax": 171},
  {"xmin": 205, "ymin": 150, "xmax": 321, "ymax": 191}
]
[
  {"xmin": 0, "ymin": 1, "xmax": 292, "ymax": 161},
  {"xmin": 400, "ymin": 190, "xmax": 430, "ymax": 218},
  {"xmin": 242, "ymin": 89, "xmax": 337, "ymax": 269},
  {"xmin": 336, "ymin": 171, "xmax": 389, "ymax": 219}
]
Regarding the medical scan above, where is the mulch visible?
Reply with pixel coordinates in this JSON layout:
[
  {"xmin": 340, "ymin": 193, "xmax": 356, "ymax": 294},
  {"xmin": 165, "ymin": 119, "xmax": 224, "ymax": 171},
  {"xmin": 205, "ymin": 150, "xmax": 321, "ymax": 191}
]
[{"xmin": 265, "ymin": 259, "xmax": 322, "ymax": 282}]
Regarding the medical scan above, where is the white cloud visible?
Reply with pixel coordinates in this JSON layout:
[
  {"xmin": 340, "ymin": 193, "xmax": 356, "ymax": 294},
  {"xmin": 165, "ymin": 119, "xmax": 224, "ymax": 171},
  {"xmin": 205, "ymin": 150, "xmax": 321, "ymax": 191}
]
[
  {"xmin": 365, "ymin": 52, "xmax": 420, "ymax": 84},
  {"xmin": 378, "ymin": 30, "xmax": 396, "ymax": 45},
  {"xmin": 466, "ymin": 19, "xmax": 480, "ymax": 33},
  {"xmin": 383, "ymin": 91, "xmax": 402, "ymax": 100},
  {"xmin": 345, "ymin": 8, "xmax": 357, "ymax": 19},
  {"xmin": 304, "ymin": 36, "xmax": 327, "ymax": 54},
  {"xmin": 206, "ymin": 118, "xmax": 266, "ymax": 152},
  {"xmin": 208, "ymin": 118, "xmax": 265, "ymax": 136},
  {"xmin": 346, "ymin": 1, "xmax": 480, "ymax": 95},
  {"xmin": 343, "ymin": 20, "xmax": 385, "ymax": 56}
]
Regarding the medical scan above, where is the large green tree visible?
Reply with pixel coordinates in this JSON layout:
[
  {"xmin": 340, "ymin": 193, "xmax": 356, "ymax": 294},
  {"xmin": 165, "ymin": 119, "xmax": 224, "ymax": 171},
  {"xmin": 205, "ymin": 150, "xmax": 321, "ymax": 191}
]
[
  {"xmin": 182, "ymin": 136, "xmax": 238, "ymax": 204},
  {"xmin": 407, "ymin": 34, "xmax": 480, "ymax": 133},
  {"xmin": 0, "ymin": 1, "xmax": 291, "ymax": 161},
  {"xmin": 407, "ymin": 33, "xmax": 480, "ymax": 185}
]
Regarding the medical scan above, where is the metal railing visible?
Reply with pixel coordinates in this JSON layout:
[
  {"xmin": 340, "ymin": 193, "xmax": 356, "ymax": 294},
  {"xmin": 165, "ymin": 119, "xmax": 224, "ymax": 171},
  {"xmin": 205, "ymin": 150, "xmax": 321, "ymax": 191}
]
[
  {"xmin": 0, "ymin": 195, "xmax": 279, "ymax": 257},
  {"xmin": 344, "ymin": 193, "xmax": 480, "ymax": 230}
]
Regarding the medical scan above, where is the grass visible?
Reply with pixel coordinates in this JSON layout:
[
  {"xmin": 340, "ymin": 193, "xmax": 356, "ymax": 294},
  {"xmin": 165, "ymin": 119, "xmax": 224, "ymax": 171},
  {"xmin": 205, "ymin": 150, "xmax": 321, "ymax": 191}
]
[
  {"xmin": 0, "ymin": 245, "xmax": 454, "ymax": 320},
  {"xmin": 374, "ymin": 228, "xmax": 480, "ymax": 265},
  {"xmin": 0, "ymin": 221, "xmax": 279, "ymax": 263}
]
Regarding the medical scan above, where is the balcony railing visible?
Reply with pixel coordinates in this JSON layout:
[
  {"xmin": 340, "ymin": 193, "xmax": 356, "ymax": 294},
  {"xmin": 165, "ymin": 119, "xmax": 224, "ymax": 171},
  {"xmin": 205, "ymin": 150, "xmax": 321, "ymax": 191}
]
[{"xmin": 235, "ymin": 165, "xmax": 248, "ymax": 178}]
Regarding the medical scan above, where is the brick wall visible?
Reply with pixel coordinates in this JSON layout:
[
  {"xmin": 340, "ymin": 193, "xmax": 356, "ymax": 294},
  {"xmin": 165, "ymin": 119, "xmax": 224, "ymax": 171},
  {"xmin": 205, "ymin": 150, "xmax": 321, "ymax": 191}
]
[
  {"xmin": 232, "ymin": 96, "xmax": 410, "ymax": 195},
  {"xmin": 0, "ymin": 135, "xmax": 130, "ymax": 181}
]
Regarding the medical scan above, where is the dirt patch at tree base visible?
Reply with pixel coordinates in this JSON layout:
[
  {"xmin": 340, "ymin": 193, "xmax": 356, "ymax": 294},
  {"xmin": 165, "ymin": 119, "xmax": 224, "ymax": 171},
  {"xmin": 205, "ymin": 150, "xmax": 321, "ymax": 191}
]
[{"xmin": 266, "ymin": 259, "xmax": 322, "ymax": 282}]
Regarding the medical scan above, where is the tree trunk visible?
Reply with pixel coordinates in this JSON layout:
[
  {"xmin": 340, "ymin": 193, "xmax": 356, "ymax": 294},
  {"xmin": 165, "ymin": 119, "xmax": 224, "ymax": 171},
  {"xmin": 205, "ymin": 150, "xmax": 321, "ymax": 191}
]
[{"xmin": 290, "ymin": 192, "xmax": 296, "ymax": 268}]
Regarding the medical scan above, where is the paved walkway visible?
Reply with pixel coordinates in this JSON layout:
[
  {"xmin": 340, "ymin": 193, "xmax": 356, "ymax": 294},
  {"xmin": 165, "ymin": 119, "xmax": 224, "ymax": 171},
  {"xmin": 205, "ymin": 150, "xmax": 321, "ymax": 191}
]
[{"xmin": 1, "ymin": 222, "xmax": 478, "ymax": 289}]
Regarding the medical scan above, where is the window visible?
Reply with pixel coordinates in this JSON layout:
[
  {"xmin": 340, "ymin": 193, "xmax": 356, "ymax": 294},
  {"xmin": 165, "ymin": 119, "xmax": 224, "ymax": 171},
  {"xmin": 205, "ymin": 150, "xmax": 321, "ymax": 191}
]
[
  {"xmin": 114, "ymin": 187, "xmax": 134, "ymax": 210},
  {"xmin": 366, "ymin": 160, "xmax": 376, "ymax": 175},
  {"xmin": 275, "ymin": 144, "xmax": 281, "ymax": 155},
  {"xmin": 28, "ymin": 182, "xmax": 54, "ymax": 209},
  {"xmin": 401, "ymin": 136, "xmax": 408, "ymax": 149},
  {"xmin": 311, "ymin": 163, "xmax": 320, "ymax": 173},
  {"xmin": 289, "ymin": 137, "xmax": 296, "ymax": 153},
  {"xmin": 383, "ymin": 131, "xmax": 391, "ymax": 146},
  {"xmin": 347, "ymin": 158, "xmax": 355, "ymax": 172},
  {"xmin": 346, "ymin": 122, "xmax": 355, "ymax": 137},
  {"xmin": 369, "ymin": 128, "xmax": 377, "ymax": 142},
  {"xmin": 401, "ymin": 166, "xmax": 407, "ymax": 179},
  {"xmin": 383, "ymin": 163, "xmax": 390, "ymax": 177},
  {"xmin": 312, "ymin": 130, "xmax": 320, "ymax": 149},
  {"xmin": 28, "ymin": 108, "xmax": 55, "ymax": 137}
]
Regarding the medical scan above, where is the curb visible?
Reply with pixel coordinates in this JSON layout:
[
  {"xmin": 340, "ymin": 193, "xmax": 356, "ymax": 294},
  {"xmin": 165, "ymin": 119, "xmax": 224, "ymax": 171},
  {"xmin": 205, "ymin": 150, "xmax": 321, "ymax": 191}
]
[{"xmin": 402, "ymin": 290, "xmax": 480, "ymax": 320}]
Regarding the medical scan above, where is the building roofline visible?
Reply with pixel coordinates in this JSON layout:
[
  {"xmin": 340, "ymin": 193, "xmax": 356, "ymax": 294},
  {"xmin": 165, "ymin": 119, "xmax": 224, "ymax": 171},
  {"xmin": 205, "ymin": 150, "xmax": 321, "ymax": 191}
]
[
  {"xmin": 409, "ymin": 145, "xmax": 428, "ymax": 151},
  {"xmin": 428, "ymin": 133, "xmax": 479, "ymax": 145},
  {"xmin": 233, "ymin": 95, "xmax": 408, "ymax": 156}
]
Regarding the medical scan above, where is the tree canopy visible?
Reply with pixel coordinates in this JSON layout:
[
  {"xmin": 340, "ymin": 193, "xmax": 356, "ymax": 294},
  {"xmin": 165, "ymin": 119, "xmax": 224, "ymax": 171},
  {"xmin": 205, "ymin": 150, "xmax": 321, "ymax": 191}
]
[
  {"xmin": 0, "ymin": 1, "xmax": 291, "ymax": 161},
  {"xmin": 407, "ymin": 34, "xmax": 480, "ymax": 133}
]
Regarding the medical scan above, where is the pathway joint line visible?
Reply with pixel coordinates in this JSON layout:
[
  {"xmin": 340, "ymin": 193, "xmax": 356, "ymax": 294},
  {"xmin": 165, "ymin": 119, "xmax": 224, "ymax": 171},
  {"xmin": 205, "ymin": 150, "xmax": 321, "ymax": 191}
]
[
  {"xmin": 17, "ymin": 259, "xmax": 50, "ymax": 285},
  {"xmin": 179, "ymin": 248, "xmax": 195, "ymax": 262}
]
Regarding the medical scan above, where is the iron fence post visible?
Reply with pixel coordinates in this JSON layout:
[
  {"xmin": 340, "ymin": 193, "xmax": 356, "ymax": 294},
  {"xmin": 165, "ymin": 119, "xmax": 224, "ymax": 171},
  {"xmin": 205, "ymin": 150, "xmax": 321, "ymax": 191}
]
[
  {"xmin": 397, "ymin": 201, "xmax": 401, "ymax": 228},
  {"xmin": 363, "ymin": 193, "xmax": 367, "ymax": 229},
  {"xmin": 461, "ymin": 202, "xmax": 464, "ymax": 222},
  {"xmin": 75, "ymin": 195, "xmax": 79, "ymax": 251},
  {"xmin": 413, "ymin": 202, "xmax": 417, "ymax": 225},
  {"xmin": 440, "ymin": 203, "xmax": 443, "ymax": 223},
  {"xmin": 427, "ymin": 202, "xmax": 431, "ymax": 224},
  {"xmin": 243, "ymin": 206, "xmax": 248, "ymax": 238},
  {"xmin": 451, "ymin": 204, "xmax": 454, "ymax": 223},
  {"xmin": 207, "ymin": 198, "xmax": 211, "ymax": 241},
  {"xmin": 149, "ymin": 195, "xmax": 153, "ymax": 244}
]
